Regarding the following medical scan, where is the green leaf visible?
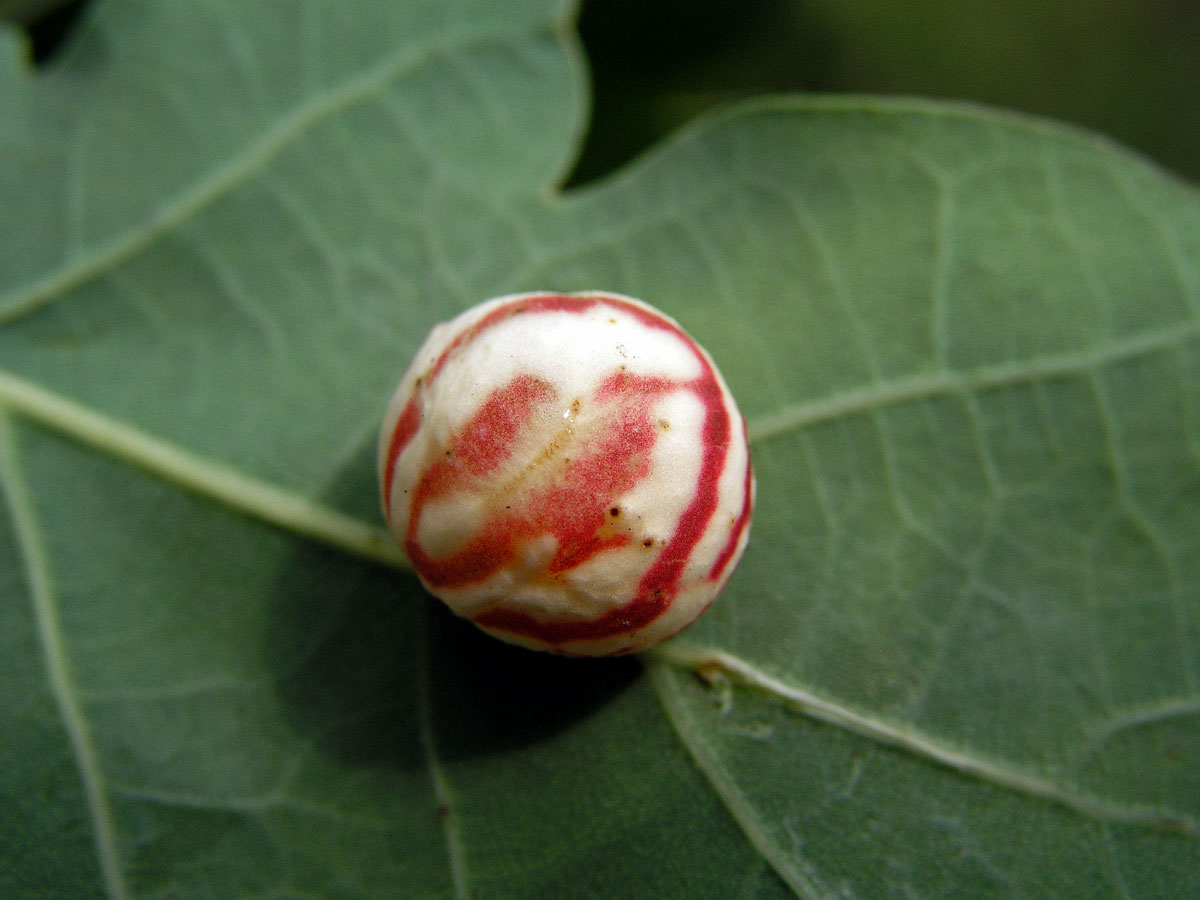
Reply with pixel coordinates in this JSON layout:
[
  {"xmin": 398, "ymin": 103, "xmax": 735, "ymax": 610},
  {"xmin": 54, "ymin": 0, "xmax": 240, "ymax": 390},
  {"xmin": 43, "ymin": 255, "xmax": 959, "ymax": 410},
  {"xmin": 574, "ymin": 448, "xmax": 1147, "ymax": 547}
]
[{"xmin": 2, "ymin": 2, "xmax": 1198, "ymax": 898}]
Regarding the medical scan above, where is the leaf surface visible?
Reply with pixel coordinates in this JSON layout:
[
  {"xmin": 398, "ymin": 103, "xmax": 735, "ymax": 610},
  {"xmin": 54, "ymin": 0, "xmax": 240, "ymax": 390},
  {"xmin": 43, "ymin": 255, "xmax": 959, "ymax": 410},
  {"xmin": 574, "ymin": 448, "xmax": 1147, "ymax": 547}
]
[{"xmin": 1, "ymin": 1, "xmax": 1198, "ymax": 898}]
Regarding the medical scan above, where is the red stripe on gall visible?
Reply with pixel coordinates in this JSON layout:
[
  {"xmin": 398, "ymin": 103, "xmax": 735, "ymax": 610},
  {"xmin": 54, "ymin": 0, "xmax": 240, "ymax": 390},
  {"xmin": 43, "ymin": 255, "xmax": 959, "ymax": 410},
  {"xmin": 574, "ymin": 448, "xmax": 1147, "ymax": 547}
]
[{"xmin": 378, "ymin": 291, "xmax": 754, "ymax": 656}]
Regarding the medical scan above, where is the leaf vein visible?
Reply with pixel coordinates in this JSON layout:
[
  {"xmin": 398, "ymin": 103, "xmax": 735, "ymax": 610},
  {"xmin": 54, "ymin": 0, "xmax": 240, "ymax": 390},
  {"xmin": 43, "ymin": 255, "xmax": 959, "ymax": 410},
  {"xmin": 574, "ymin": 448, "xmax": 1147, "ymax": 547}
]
[
  {"xmin": 1087, "ymin": 367, "xmax": 1197, "ymax": 691},
  {"xmin": 648, "ymin": 664, "xmax": 831, "ymax": 900},
  {"xmin": 417, "ymin": 606, "xmax": 472, "ymax": 900},
  {"xmin": 0, "ymin": 368, "xmax": 408, "ymax": 569},
  {"xmin": 0, "ymin": 25, "xmax": 518, "ymax": 326},
  {"xmin": 109, "ymin": 782, "xmax": 394, "ymax": 830},
  {"xmin": 0, "ymin": 413, "xmax": 129, "ymax": 900},
  {"xmin": 747, "ymin": 321, "xmax": 1200, "ymax": 444},
  {"xmin": 652, "ymin": 643, "xmax": 1200, "ymax": 837}
]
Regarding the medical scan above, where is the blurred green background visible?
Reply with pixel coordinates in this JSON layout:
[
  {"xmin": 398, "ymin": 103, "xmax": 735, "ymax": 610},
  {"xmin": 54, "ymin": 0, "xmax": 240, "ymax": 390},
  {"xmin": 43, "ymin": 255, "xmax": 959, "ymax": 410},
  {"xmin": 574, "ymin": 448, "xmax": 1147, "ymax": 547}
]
[
  {"xmin": 573, "ymin": 0, "xmax": 1200, "ymax": 184},
  {"xmin": 7, "ymin": 0, "xmax": 1200, "ymax": 184}
]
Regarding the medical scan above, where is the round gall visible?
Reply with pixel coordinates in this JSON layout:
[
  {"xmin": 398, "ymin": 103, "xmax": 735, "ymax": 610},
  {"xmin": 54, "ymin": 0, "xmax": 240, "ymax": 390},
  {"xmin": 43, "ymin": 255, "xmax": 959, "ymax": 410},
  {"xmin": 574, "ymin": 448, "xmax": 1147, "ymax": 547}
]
[{"xmin": 379, "ymin": 292, "xmax": 753, "ymax": 655}]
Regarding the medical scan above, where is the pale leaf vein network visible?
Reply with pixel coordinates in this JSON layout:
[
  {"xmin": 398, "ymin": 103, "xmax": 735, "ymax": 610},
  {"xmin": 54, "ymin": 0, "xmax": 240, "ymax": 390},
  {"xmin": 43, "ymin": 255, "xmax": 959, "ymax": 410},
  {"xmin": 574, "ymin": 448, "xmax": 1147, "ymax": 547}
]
[
  {"xmin": 746, "ymin": 321, "xmax": 1200, "ymax": 445},
  {"xmin": 0, "ymin": 26, "xmax": 516, "ymax": 326}
]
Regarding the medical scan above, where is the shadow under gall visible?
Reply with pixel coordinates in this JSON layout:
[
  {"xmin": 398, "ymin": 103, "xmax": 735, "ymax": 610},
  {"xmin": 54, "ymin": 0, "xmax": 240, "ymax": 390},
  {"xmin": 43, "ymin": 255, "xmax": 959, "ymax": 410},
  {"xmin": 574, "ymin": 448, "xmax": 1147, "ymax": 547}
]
[
  {"xmin": 265, "ymin": 431, "xmax": 641, "ymax": 772},
  {"xmin": 425, "ymin": 606, "xmax": 642, "ymax": 762}
]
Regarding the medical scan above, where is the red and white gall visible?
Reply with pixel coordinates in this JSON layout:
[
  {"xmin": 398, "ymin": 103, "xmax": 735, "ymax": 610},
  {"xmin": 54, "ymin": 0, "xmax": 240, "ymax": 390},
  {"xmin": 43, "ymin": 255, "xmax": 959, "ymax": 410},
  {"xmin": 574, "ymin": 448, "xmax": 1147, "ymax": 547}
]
[{"xmin": 378, "ymin": 291, "xmax": 754, "ymax": 656}]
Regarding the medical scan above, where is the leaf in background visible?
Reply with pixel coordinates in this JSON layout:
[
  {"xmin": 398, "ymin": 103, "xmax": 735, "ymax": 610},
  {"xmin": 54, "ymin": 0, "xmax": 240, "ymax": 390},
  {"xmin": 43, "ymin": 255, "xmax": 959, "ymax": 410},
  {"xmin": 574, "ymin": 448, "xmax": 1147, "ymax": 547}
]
[{"xmin": 1, "ymin": 2, "xmax": 1198, "ymax": 899}]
